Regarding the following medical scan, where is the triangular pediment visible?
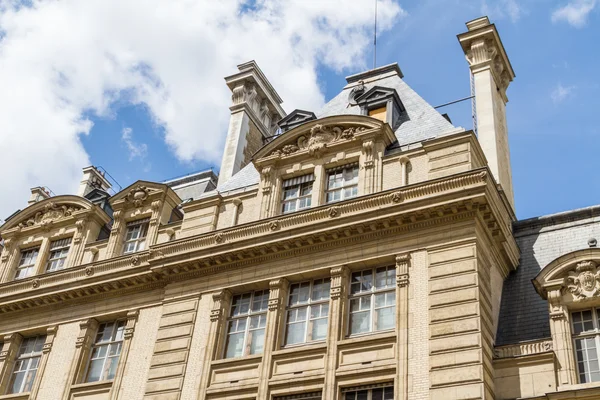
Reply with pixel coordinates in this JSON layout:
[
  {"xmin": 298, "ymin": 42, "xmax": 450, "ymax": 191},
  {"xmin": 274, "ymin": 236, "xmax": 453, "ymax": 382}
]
[
  {"xmin": 110, "ymin": 180, "xmax": 181, "ymax": 208},
  {"xmin": 355, "ymin": 86, "xmax": 402, "ymax": 107},
  {"xmin": 277, "ymin": 109, "xmax": 317, "ymax": 132}
]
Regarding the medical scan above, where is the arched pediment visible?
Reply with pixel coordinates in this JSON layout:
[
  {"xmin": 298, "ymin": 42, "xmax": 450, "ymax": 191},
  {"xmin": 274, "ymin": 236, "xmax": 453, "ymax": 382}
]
[
  {"xmin": 253, "ymin": 115, "xmax": 394, "ymax": 162},
  {"xmin": 533, "ymin": 248, "xmax": 600, "ymax": 300},
  {"xmin": 0, "ymin": 195, "xmax": 99, "ymax": 232},
  {"xmin": 109, "ymin": 180, "xmax": 181, "ymax": 209}
]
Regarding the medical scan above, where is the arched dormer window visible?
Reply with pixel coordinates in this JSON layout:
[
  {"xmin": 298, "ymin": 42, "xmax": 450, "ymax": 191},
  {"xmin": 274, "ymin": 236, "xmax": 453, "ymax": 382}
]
[{"xmin": 534, "ymin": 248, "xmax": 600, "ymax": 386}]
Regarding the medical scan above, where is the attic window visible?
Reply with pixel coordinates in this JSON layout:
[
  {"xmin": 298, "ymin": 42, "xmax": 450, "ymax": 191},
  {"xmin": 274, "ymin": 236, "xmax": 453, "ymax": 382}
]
[
  {"xmin": 368, "ymin": 106, "xmax": 387, "ymax": 122},
  {"xmin": 355, "ymin": 86, "xmax": 404, "ymax": 128}
]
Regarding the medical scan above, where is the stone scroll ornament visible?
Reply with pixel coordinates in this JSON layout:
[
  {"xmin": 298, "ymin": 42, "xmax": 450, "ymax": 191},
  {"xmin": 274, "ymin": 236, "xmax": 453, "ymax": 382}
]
[
  {"xmin": 567, "ymin": 260, "xmax": 600, "ymax": 300},
  {"xmin": 19, "ymin": 202, "xmax": 82, "ymax": 228},
  {"xmin": 270, "ymin": 124, "xmax": 366, "ymax": 157}
]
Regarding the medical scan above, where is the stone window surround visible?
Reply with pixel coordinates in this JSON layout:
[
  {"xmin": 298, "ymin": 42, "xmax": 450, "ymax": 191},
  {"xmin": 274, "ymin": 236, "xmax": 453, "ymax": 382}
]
[
  {"xmin": 198, "ymin": 253, "xmax": 411, "ymax": 398},
  {"xmin": 0, "ymin": 326, "xmax": 57, "ymax": 400},
  {"xmin": 0, "ymin": 232, "xmax": 77, "ymax": 284},
  {"xmin": 62, "ymin": 310, "xmax": 138, "ymax": 400}
]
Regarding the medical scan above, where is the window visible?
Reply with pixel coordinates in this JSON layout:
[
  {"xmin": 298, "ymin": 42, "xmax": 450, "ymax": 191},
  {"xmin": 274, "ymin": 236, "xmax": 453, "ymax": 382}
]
[
  {"xmin": 224, "ymin": 290, "xmax": 269, "ymax": 358},
  {"xmin": 123, "ymin": 219, "xmax": 149, "ymax": 254},
  {"xmin": 326, "ymin": 164, "xmax": 359, "ymax": 203},
  {"xmin": 85, "ymin": 320, "xmax": 125, "ymax": 382},
  {"xmin": 281, "ymin": 174, "xmax": 314, "ymax": 214},
  {"xmin": 571, "ymin": 308, "xmax": 600, "ymax": 383},
  {"xmin": 275, "ymin": 392, "xmax": 322, "ymax": 400},
  {"xmin": 45, "ymin": 237, "xmax": 72, "ymax": 272},
  {"xmin": 344, "ymin": 386, "xmax": 393, "ymax": 400},
  {"xmin": 349, "ymin": 266, "xmax": 396, "ymax": 335},
  {"xmin": 368, "ymin": 106, "xmax": 387, "ymax": 122},
  {"xmin": 285, "ymin": 278, "xmax": 330, "ymax": 345},
  {"xmin": 7, "ymin": 336, "xmax": 45, "ymax": 394},
  {"xmin": 15, "ymin": 247, "xmax": 40, "ymax": 280}
]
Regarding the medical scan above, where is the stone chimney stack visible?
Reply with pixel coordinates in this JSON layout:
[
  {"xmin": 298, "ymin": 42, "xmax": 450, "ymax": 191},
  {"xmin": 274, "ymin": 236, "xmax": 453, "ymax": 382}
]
[
  {"xmin": 218, "ymin": 61, "xmax": 286, "ymax": 186},
  {"xmin": 458, "ymin": 17, "xmax": 516, "ymax": 209},
  {"xmin": 28, "ymin": 187, "xmax": 51, "ymax": 205},
  {"xmin": 77, "ymin": 166, "xmax": 112, "ymax": 197}
]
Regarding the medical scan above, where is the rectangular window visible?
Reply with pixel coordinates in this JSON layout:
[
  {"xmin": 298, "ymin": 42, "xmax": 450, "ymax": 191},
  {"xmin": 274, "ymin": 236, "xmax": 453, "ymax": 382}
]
[
  {"xmin": 274, "ymin": 392, "xmax": 322, "ymax": 400},
  {"xmin": 281, "ymin": 174, "xmax": 314, "ymax": 214},
  {"xmin": 326, "ymin": 163, "xmax": 359, "ymax": 204},
  {"xmin": 123, "ymin": 219, "xmax": 149, "ymax": 254},
  {"xmin": 224, "ymin": 290, "xmax": 269, "ymax": 359},
  {"xmin": 45, "ymin": 237, "xmax": 72, "ymax": 272},
  {"xmin": 7, "ymin": 336, "xmax": 45, "ymax": 394},
  {"xmin": 349, "ymin": 266, "xmax": 396, "ymax": 335},
  {"xmin": 344, "ymin": 386, "xmax": 393, "ymax": 400},
  {"xmin": 368, "ymin": 106, "xmax": 387, "ymax": 122},
  {"xmin": 15, "ymin": 247, "xmax": 40, "ymax": 280},
  {"xmin": 85, "ymin": 320, "xmax": 125, "ymax": 382},
  {"xmin": 285, "ymin": 278, "xmax": 330, "ymax": 346},
  {"xmin": 572, "ymin": 308, "xmax": 600, "ymax": 383}
]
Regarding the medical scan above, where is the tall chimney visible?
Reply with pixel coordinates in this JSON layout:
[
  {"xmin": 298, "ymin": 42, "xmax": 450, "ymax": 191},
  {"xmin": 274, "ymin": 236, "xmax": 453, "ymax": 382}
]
[
  {"xmin": 218, "ymin": 61, "xmax": 286, "ymax": 186},
  {"xmin": 28, "ymin": 187, "xmax": 51, "ymax": 205},
  {"xmin": 458, "ymin": 17, "xmax": 516, "ymax": 209},
  {"xmin": 77, "ymin": 166, "xmax": 112, "ymax": 197}
]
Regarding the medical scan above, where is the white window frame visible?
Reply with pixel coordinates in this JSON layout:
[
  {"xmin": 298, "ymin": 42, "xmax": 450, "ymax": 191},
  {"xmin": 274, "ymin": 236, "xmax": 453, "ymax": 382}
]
[
  {"xmin": 84, "ymin": 320, "xmax": 126, "ymax": 383},
  {"xmin": 348, "ymin": 266, "xmax": 396, "ymax": 336},
  {"xmin": 6, "ymin": 335, "xmax": 45, "ymax": 394},
  {"xmin": 224, "ymin": 290, "xmax": 269, "ymax": 359},
  {"xmin": 571, "ymin": 307, "xmax": 600, "ymax": 383},
  {"xmin": 284, "ymin": 278, "xmax": 331, "ymax": 346},
  {"xmin": 343, "ymin": 385, "xmax": 394, "ymax": 400},
  {"xmin": 281, "ymin": 181, "xmax": 313, "ymax": 214},
  {"xmin": 14, "ymin": 247, "xmax": 40, "ymax": 280},
  {"xmin": 45, "ymin": 237, "xmax": 72, "ymax": 272},
  {"xmin": 123, "ymin": 220, "xmax": 149, "ymax": 254},
  {"xmin": 325, "ymin": 164, "xmax": 359, "ymax": 204}
]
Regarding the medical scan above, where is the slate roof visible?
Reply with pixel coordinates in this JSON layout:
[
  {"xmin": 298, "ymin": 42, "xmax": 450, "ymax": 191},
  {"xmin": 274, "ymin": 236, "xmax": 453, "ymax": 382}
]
[
  {"xmin": 217, "ymin": 63, "xmax": 459, "ymax": 192},
  {"xmin": 496, "ymin": 205, "xmax": 600, "ymax": 345},
  {"xmin": 164, "ymin": 169, "xmax": 218, "ymax": 201}
]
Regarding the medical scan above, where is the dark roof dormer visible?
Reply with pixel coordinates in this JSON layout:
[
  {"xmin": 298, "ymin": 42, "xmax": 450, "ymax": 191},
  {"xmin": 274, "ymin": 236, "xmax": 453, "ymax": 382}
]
[
  {"xmin": 355, "ymin": 86, "xmax": 405, "ymax": 130},
  {"xmin": 277, "ymin": 109, "xmax": 317, "ymax": 132}
]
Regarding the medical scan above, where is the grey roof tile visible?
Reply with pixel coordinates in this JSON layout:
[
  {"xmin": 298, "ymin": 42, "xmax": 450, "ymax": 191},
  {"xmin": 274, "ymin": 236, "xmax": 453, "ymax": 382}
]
[{"xmin": 217, "ymin": 162, "xmax": 260, "ymax": 193}]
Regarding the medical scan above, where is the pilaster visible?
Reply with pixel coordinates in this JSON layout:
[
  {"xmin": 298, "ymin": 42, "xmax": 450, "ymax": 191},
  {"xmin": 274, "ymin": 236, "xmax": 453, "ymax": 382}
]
[
  {"xmin": 30, "ymin": 325, "xmax": 58, "ymax": 399},
  {"xmin": 323, "ymin": 265, "xmax": 350, "ymax": 399},
  {"xmin": 106, "ymin": 210, "xmax": 124, "ymax": 257},
  {"xmin": 395, "ymin": 253, "xmax": 410, "ymax": 400},
  {"xmin": 146, "ymin": 200, "xmax": 163, "ymax": 247},
  {"xmin": 61, "ymin": 318, "xmax": 99, "ymax": 400},
  {"xmin": 0, "ymin": 332, "xmax": 23, "ymax": 394},
  {"xmin": 548, "ymin": 288, "xmax": 578, "ymax": 387},
  {"xmin": 110, "ymin": 310, "xmax": 139, "ymax": 400}
]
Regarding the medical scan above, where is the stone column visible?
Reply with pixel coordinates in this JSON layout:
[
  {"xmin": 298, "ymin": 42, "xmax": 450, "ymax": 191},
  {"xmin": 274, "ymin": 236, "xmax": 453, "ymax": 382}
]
[
  {"xmin": 30, "ymin": 325, "xmax": 58, "ymax": 399},
  {"xmin": 548, "ymin": 288, "xmax": 578, "ymax": 386},
  {"xmin": 323, "ymin": 265, "xmax": 350, "ymax": 399},
  {"xmin": 257, "ymin": 278, "xmax": 289, "ymax": 399},
  {"xmin": 395, "ymin": 254, "xmax": 411, "ymax": 400},
  {"xmin": 399, "ymin": 157, "xmax": 409, "ymax": 187},
  {"xmin": 0, "ymin": 333, "xmax": 23, "ymax": 394},
  {"xmin": 106, "ymin": 210, "xmax": 124, "ymax": 257},
  {"xmin": 198, "ymin": 290, "xmax": 232, "ymax": 399},
  {"xmin": 110, "ymin": 310, "xmax": 139, "ymax": 400}
]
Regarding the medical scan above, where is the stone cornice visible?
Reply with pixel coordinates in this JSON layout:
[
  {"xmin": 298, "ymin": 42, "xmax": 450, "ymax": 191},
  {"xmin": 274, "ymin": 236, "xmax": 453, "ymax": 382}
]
[
  {"xmin": 0, "ymin": 168, "xmax": 515, "ymax": 314},
  {"xmin": 494, "ymin": 339, "xmax": 553, "ymax": 359}
]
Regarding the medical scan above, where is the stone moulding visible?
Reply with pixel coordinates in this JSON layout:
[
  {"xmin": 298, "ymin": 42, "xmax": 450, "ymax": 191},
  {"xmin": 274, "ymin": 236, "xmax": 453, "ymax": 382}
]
[
  {"xmin": 494, "ymin": 340, "xmax": 553, "ymax": 359},
  {"xmin": 0, "ymin": 168, "xmax": 513, "ymax": 314}
]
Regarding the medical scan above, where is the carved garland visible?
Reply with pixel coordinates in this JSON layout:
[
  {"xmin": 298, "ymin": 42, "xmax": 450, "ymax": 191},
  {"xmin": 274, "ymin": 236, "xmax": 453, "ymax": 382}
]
[
  {"xmin": 270, "ymin": 124, "xmax": 366, "ymax": 158},
  {"xmin": 18, "ymin": 202, "xmax": 82, "ymax": 229}
]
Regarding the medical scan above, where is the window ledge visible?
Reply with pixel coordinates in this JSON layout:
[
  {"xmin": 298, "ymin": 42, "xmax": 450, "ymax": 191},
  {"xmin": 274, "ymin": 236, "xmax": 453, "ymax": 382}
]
[
  {"xmin": 69, "ymin": 380, "xmax": 113, "ymax": 393},
  {"xmin": 340, "ymin": 330, "xmax": 396, "ymax": 346},
  {"xmin": 0, "ymin": 393, "xmax": 31, "ymax": 400},
  {"xmin": 211, "ymin": 353, "xmax": 263, "ymax": 367},
  {"xmin": 275, "ymin": 341, "xmax": 327, "ymax": 356}
]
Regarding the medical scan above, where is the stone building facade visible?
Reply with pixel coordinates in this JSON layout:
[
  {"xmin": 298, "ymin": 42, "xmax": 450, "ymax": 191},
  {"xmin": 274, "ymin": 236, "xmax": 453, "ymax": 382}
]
[{"xmin": 0, "ymin": 16, "xmax": 597, "ymax": 400}]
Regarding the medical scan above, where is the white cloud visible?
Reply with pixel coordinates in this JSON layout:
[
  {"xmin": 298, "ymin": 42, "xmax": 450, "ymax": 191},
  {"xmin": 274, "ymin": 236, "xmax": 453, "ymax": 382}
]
[
  {"xmin": 481, "ymin": 0, "xmax": 523, "ymax": 23},
  {"xmin": 551, "ymin": 83, "xmax": 576, "ymax": 104},
  {"xmin": 0, "ymin": 0, "xmax": 404, "ymax": 220},
  {"xmin": 121, "ymin": 127, "xmax": 148, "ymax": 161},
  {"xmin": 552, "ymin": 0, "xmax": 596, "ymax": 27}
]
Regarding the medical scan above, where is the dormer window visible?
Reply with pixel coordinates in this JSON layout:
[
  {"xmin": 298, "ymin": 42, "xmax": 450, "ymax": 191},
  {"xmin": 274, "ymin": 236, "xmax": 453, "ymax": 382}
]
[
  {"xmin": 326, "ymin": 164, "xmax": 359, "ymax": 203},
  {"xmin": 123, "ymin": 218, "xmax": 149, "ymax": 254},
  {"xmin": 46, "ymin": 237, "xmax": 72, "ymax": 272},
  {"xmin": 281, "ymin": 174, "xmax": 314, "ymax": 214},
  {"xmin": 368, "ymin": 106, "xmax": 387, "ymax": 122},
  {"xmin": 15, "ymin": 247, "xmax": 40, "ymax": 280},
  {"xmin": 355, "ymin": 86, "xmax": 404, "ymax": 129}
]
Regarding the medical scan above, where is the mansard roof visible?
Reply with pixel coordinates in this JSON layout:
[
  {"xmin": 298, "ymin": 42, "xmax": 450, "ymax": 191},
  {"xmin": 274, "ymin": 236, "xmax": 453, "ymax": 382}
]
[{"xmin": 0, "ymin": 195, "xmax": 109, "ymax": 233}]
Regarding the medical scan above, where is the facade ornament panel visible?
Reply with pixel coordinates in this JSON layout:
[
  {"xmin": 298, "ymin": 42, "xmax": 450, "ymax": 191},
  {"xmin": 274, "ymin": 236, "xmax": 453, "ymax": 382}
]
[
  {"xmin": 210, "ymin": 289, "xmax": 232, "ymax": 321},
  {"xmin": 566, "ymin": 260, "xmax": 600, "ymax": 301},
  {"xmin": 269, "ymin": 124, "xmax": 365, "ymax": 158},
  {"xmin": 330, "ymin": 265, "xmax": 350, "ymax": 299},
  {"xmin": 396, "ymin": 253, "xmax": 411, "ymax": 288},
  {"xmin": 18, "ymin": 202, "xmax": 82, "ymax": 228},
  {"xmin": 268, "ymin": 278, "xmax": 288, "ymax": 311},
  {"xmin": 125, "ymin": 185, "xmax": 150, "ymax": 207}
]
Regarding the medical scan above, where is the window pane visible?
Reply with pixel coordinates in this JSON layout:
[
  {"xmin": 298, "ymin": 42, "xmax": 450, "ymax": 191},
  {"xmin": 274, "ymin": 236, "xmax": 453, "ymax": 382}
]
[
  {"xmin": 8, "ymin": 371, "xmax": 26, "ymax": 394},
  {"xmin": 376, "ymin": 306, "xmax": 396, "ymax": 331},
  {"xmin": 312, "ymin": 279, "xmax": 330, "ymax": 301},
  {"xmin": 86, "ymin": 358, "xmax": 105, "ymax": 382},
  {"xmin": 252, "ymin": 291, "xmax": 269, "ymax": 312},
  {"xmin": 575, "ymin": 337, "xmax": 600, "ymax": 383},
  {"xmin": 105, "ymin": 356, "xmax": 120, "ymax": 380},
  {"xmin": 249, "ymin": 328, "xmax": 265, "ymax": 355},
  {"xmin": 312, "ymin": 318, "xmax": 328, "ymax": 341},
  {"xmin": 286, "ymin": 321, "xmax": 307, "ymax": 345},
  {"xmin": 573, "ymin": 310, "xmax": 595, "ymax": 335},
  {"xmin": 23, "ymin": 368, "xmax": 38, "ymax": 392},
  {"xmin": 350, "ymin": 310, "xmax": 370, "ymax": 334},
  {"xmin": 225, "ymin": 332, "xmax": 245, "ymax": 359}
]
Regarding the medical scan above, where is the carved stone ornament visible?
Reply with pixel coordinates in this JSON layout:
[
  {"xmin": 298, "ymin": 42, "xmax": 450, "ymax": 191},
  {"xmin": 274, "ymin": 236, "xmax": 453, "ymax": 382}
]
[
  {"xmin": 567, "ymin": 260, "xmax": 600, "ymax": 300},
  {"xmin": 126, "ymin": 185, "xmax": 150, "ymax": 207},
  {"xmin": 19, "ymin": 202, "xmax": 82, "ymax": 228},
  {"xmin": 85, "ymin": 267, "xmax": 94, "ymax": 276},
  {"xmin": 270, "ymin": 124, "xmax": 366, "ymax": 158},
  {"xmin": 131, "ymin": 255, "xmax": 140, "ymax": 266},
  {"xmin": 328, "ymin": 207, "xmax": 340, "ymax": 218},
  {"xmin": 269, "ymin": 221, "xmax": 280, "ymax": 231},
  {"xmin": 32, "ymin": 279, "xmax": 40, "ymax": 289},
  {"xmin": 214, "ymin": 233, "xmax": 224, "ymax": 243},
  {"xmin": 391, "ymin": 192, "xmax": 404, "ymax": 203}
]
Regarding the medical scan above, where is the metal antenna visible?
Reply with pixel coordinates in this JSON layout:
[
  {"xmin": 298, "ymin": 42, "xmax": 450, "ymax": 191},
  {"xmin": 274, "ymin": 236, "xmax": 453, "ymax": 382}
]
[{"xmin": 373, "ymin": 0, "xmax": 378, "ymax": 69}]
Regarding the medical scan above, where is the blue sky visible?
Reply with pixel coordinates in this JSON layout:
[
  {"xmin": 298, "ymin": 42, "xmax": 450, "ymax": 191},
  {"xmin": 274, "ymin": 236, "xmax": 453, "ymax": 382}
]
[{"xmin": 0, "ymin": 0, "xmax": 598, "ymax": 221}]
